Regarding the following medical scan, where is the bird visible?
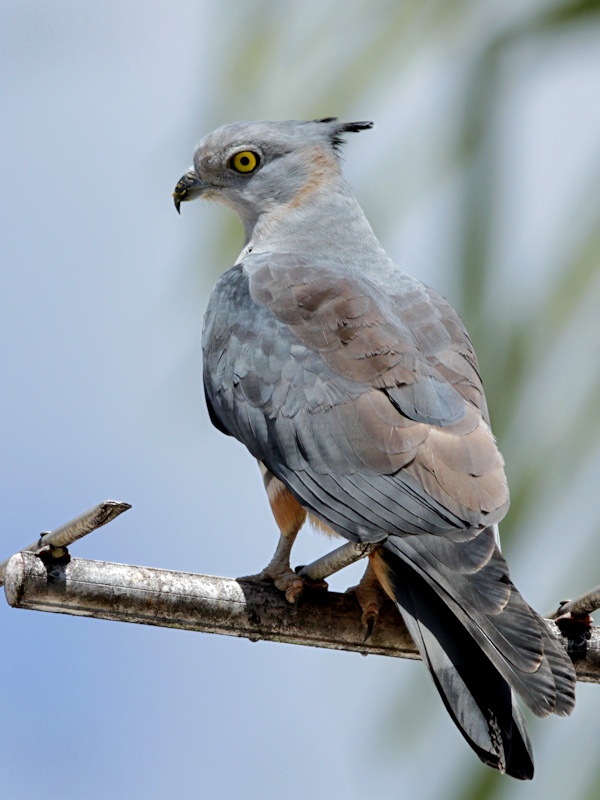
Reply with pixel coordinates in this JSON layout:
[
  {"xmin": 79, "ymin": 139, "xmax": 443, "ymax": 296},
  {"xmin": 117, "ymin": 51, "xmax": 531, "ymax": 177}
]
[{"xmin": 173, "ymin": 118, "xmax": 576, "ymax": 779}]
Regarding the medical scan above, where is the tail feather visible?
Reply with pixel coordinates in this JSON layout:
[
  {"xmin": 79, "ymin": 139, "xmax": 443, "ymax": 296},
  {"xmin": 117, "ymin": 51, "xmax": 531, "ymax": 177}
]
[
  {"xmin": 401, "ymin": 529, "xmax": 545, "ymax": 673},
  {"xmin": 374, "ymin": 533, "xmax": 577, "ymax": 778},
  {"xmin": 382, "ymin": 532, "xmax": 576, "ymax": 717},
  {"xmin": 510, "ymin": 700, "xmax": 534, "ymax": 774},
  {"xmin": 382, "ymin": 547, "xmax": 534, "ymax": 778}
]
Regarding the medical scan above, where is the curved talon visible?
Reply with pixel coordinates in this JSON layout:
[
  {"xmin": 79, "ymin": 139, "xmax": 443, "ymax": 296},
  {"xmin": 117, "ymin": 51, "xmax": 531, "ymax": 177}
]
[
  {"xmin": 362, "ymin": 613, "xmax": 377, "ymax": 643},
  {"xmin": 347, "ymin": 558, "xmax": 387, "ymax": 641},
  {"xmin": 346, "ymin": 584, "xmax": 380, "ymax": 640}
]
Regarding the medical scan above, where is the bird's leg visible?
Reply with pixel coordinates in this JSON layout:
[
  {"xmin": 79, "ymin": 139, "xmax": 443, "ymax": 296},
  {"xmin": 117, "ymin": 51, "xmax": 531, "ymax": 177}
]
[
  {"xmin": 250, "ymin": 526, "xmax": 305, "ymax": 604},
  {"xmin": 346, "ymin": 553, "xmax": 388, "ymax": 641},
  {"xmin": 240, "ymin": 465, "xmax": 311, "ymax": 603}
]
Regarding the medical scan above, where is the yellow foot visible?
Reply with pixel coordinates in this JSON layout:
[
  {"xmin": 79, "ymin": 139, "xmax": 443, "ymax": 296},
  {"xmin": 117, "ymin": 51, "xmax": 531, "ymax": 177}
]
[{"xmin": 240, "ymin": 565, "xmax": 306, "ymax": 604}]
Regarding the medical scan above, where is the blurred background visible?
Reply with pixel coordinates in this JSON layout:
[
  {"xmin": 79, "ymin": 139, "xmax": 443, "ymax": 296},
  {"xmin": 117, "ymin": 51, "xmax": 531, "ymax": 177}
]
[{"xmin": 2, "ymin": 1, "xmax": 600, "ymax": 798}]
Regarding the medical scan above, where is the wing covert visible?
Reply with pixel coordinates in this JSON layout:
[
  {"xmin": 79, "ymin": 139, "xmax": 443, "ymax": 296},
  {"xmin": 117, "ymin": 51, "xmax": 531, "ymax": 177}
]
[{"xmin": 203, "ymin": 257, "xmax": 509, "ymax": 543}]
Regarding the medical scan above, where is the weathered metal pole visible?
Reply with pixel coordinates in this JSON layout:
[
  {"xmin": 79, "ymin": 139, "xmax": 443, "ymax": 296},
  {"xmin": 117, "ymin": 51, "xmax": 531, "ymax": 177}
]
[
  {"xmin": 5, "ymin": 551, "xmax": 600, "ymax": 681},
  {"xmin": 3, "ymin": 551, "xmax": 417, "ymax": 658}
]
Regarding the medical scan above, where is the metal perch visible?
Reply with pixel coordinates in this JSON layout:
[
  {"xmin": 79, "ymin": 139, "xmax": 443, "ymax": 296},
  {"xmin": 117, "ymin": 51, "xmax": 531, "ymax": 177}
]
[
  {"xmin": 298, "ymin": 541, "xmax": 377, "ymax": 581},
  {"xmin": 549, "ymin": 586, "xmax": 600, "ymax": 620},
  {"xmin": 3, "ymin": 503, "xmax": 600, "ymax": 682},
  {"xmin": 2, "ymin": 551, "xmax": 599, "ymax": 681},
  {"xmin": 0, "ymin": 500, "xmax": 131, "ymax": 586}
]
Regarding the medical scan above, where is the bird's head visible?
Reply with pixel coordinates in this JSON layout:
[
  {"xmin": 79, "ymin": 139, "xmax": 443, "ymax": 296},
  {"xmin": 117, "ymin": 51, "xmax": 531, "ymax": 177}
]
[{"xmin": 173, "ymin": 118, "xmax": 373, "ymax": 230}]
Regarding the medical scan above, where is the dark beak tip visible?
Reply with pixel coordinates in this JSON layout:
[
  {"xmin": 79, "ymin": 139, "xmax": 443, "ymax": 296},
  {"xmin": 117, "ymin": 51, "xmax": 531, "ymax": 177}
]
[{"xmin": 173, "ymin": 169, "xmax": 205, "ymax": 213}]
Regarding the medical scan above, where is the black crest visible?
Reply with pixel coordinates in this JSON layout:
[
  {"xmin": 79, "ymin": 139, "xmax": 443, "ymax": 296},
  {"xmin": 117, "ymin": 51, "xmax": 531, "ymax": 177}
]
[{"xmin": 316, "ymin": 117, "xmax": 374, "ymax": 150}]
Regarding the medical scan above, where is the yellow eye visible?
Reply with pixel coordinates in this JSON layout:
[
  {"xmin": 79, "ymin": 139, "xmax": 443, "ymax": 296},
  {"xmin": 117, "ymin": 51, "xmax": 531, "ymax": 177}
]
[{"xmin": 230, "ymin": 150, "xmax": 259, "ymax": 173}]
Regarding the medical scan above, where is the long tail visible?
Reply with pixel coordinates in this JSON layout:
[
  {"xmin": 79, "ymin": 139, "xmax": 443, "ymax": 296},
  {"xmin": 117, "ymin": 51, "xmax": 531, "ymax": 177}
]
[{"xmin": 372, "ymin": 527, "xmax": 576, "ymax": 779}]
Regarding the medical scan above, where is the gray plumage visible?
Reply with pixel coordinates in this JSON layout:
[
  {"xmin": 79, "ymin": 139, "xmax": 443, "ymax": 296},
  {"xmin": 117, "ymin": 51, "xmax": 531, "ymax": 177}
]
[{"xmin": 175, "ymin": 118, "xmax": 576, "ymax": 779}]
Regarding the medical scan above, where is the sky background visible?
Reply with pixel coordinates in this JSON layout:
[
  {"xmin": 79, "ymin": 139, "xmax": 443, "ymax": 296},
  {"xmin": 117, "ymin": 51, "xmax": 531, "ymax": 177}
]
[{"xmin": 2, "ymin": 2, "xmax": 600, "ymax": 799}]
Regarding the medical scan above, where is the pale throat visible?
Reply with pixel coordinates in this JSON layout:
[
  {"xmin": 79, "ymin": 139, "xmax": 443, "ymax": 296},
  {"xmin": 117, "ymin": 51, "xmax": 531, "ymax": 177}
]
[{"xmin": 244, "ymin": 181, "xmax": 384, "ymax": 264}]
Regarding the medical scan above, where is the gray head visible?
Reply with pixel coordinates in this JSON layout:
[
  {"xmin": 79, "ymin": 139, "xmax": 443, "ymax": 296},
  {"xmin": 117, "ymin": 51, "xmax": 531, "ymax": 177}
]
[{"xmin": 173, "ymin": 118, "xmax": 373, "ymax": 232}]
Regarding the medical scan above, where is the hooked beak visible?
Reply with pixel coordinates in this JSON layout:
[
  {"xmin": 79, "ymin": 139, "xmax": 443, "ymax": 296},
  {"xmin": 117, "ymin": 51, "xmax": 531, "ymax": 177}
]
[{"xmin": 173, "ymin": 169, "xmax": 211, "ymax": 213}]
